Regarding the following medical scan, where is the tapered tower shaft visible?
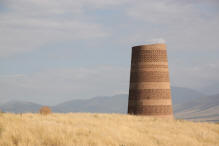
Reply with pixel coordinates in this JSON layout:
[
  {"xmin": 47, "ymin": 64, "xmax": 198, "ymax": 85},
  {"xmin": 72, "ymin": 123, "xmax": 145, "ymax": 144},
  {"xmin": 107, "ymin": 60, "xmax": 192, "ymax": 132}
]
[{"xmin": 128, "ymin": 44, "xmax": 173, "ymax": 118}]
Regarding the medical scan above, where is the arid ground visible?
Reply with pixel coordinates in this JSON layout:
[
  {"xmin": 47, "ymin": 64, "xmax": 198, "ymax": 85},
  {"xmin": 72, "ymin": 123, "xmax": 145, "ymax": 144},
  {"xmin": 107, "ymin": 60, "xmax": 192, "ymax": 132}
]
[{"xmin": 0, "ymin": 113, "xmax": 219, "ymax": 146}]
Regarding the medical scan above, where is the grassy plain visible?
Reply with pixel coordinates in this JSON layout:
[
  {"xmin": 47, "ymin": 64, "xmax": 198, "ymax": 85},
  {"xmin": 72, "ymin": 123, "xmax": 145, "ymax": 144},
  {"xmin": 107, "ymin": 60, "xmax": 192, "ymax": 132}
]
[{"xmin": 0, "ymin": 113, "xmax": 219, "ymax": 146}]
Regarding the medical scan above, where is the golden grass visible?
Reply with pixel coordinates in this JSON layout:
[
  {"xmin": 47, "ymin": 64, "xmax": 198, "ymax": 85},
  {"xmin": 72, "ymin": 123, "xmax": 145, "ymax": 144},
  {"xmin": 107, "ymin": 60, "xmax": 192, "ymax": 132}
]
[{"xmin": 0, "ymin": 113, "xmax": 219, "ymax": 146}]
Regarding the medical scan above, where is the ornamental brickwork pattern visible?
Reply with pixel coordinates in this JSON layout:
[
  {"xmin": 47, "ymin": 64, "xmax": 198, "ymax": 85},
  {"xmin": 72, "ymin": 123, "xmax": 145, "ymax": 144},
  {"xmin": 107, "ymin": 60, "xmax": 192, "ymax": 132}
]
[{"xmin": 128, "ymin": 44, "xmax": 173, "ymax": 118}]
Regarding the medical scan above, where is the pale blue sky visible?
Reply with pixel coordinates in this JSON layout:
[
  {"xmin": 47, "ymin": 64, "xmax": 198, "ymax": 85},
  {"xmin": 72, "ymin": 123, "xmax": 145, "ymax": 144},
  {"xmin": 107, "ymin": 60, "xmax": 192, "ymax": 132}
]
[{"xmin": 0, "ymin": 0, "xmax": 219, "ymax": 105}]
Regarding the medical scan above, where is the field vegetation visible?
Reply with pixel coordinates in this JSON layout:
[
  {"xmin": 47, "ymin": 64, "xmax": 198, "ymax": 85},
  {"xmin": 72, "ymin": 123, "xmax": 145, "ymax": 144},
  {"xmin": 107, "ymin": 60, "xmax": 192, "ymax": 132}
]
[
  {"xmin": 39, "ymin": 106, "xmax": 52, "ymax": 115},
  {"xmin": 0, "ymin": 113, "xmax": 219, "ymax": 146}
]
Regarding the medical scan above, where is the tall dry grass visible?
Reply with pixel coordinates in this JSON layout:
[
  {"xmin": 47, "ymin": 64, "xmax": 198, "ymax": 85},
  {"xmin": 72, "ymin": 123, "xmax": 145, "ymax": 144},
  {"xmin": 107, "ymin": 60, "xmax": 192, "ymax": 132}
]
[{"xmin": 0, "ymin": 113, "xmax": 219, "ymax": 146}]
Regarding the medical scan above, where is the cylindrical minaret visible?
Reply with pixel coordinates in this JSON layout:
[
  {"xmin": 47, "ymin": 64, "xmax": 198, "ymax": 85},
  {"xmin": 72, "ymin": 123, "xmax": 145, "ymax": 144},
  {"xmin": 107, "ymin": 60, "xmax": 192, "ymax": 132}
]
[{"xmin": 128, "ymin": 43, "xmax": 173, "ymax": 118}]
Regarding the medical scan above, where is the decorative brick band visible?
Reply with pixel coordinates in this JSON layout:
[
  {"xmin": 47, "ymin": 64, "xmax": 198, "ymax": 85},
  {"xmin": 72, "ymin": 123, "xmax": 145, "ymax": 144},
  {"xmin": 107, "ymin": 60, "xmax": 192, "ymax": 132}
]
[
  {"xmin": 130, "ymin": 71, "xmax": 169, "ymax": 82},
  {"xmin": 132, "ymin": 50, "xmax": 167, "ymax": 56},
  {"xmin": 128, "ymin": 99, "xmax": 172, "ymax": 106},
  {"xmin": 129, "ymin": 89, "xmax": 171, "ymax": 100},
  {"xmin": 131, "ymin": 62, "xmax": 169, "ymax": 66},
  {"xmin": 129, "ymin": 82, "xmax": 170, "ymax": 89},
  {"xmin": 128, "ymin": 105, "xmax": 173, "ymax": 115},
  {"xmin": 131, "ymin": 50, "xmax": 167, "ymax": 63},
  {"xmin": 131, "ymin": 65, "xmax": 168, "ymax": 68},
  {"xmin": 131, "ymin": 68, "xmax": 169, "ymax": 72}
]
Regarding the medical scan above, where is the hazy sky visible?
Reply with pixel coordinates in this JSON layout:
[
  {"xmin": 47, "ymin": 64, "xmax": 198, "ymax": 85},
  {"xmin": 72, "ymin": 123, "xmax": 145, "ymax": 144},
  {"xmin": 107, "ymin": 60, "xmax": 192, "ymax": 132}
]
[{"xmin": 0, "ymin": 0, "xmax": 219, "ymax": 105}]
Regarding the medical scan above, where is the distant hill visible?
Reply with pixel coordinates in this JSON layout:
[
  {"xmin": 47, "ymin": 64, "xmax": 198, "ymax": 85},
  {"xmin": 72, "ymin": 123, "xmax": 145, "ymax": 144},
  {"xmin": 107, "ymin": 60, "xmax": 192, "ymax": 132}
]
[
  {"xmin": 52, "ymin": 87, "xmax": 205, "ymax": 114},
  {"xmin": 52, "ymin": 94, "xmax": 128, "ymax": 113},
  {"xmin": 174, "ymin": 94, "xmax": 219, "ymax": 122},
  {"xmin": 199, "ymin": 82, "xmax": 219, "ymax": 95},
  {"xmin": 0, "ymin": 87, "xmax": 218, "ymax": 122},
  {"xmin": 0, "ymin": 100, "xmax": 42, "ymax": 113},
  {"xmin": 171, "ymin": 87, "xmax": 205, "ymax": 105}
]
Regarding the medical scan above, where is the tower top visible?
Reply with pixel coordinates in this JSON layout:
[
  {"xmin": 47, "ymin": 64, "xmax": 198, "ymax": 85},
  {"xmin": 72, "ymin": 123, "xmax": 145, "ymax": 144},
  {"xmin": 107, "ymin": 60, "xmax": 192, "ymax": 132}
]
[{"xmin": 132, "ymin": 43, "xmax": 166, "ymax": 50}]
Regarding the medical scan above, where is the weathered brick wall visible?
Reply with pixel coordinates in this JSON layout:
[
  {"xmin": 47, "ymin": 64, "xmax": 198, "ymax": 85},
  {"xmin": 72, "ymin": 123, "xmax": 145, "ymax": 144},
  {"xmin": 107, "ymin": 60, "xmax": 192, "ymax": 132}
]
[{"xmin": 128, "ymin": 44, "xmax": 173, "ymax": 118}]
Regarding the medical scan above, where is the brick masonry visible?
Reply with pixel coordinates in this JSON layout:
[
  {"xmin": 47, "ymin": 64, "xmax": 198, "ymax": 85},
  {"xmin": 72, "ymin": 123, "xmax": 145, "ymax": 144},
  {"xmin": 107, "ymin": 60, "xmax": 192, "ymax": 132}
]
[{"xmin": 128, "ymin": 44, "xmax": 173, "ymax": 117}]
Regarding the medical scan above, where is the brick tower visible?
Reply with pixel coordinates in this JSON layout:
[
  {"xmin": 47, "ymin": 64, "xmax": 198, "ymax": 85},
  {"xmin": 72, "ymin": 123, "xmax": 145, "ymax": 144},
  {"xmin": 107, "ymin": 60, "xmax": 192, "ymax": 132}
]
[{"xmin": 128, "ymin": 43, "xmax": 173, "ymax": 118}]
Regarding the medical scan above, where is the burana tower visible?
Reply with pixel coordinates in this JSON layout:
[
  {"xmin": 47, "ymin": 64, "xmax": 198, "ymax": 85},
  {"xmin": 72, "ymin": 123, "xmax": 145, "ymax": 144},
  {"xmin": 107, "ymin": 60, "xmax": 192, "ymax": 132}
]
[{"xmin": 128, "ymin": 43, "xmax": 173, "ymax": 118}]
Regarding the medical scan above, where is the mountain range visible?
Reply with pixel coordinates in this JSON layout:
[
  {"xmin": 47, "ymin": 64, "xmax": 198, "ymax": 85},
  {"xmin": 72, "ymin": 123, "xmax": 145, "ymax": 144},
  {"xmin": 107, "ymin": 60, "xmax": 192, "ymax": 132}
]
[{"xmin": 0, "ymin": 87, "xmax": 218, "ymax": 122}]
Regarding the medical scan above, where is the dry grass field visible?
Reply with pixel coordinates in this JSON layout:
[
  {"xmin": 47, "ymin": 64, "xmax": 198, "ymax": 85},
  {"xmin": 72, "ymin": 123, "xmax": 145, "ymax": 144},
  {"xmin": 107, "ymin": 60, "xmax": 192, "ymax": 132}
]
[{"xmin": 0, "ymin": 113, "xmax": 219, "ymax": 146}]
